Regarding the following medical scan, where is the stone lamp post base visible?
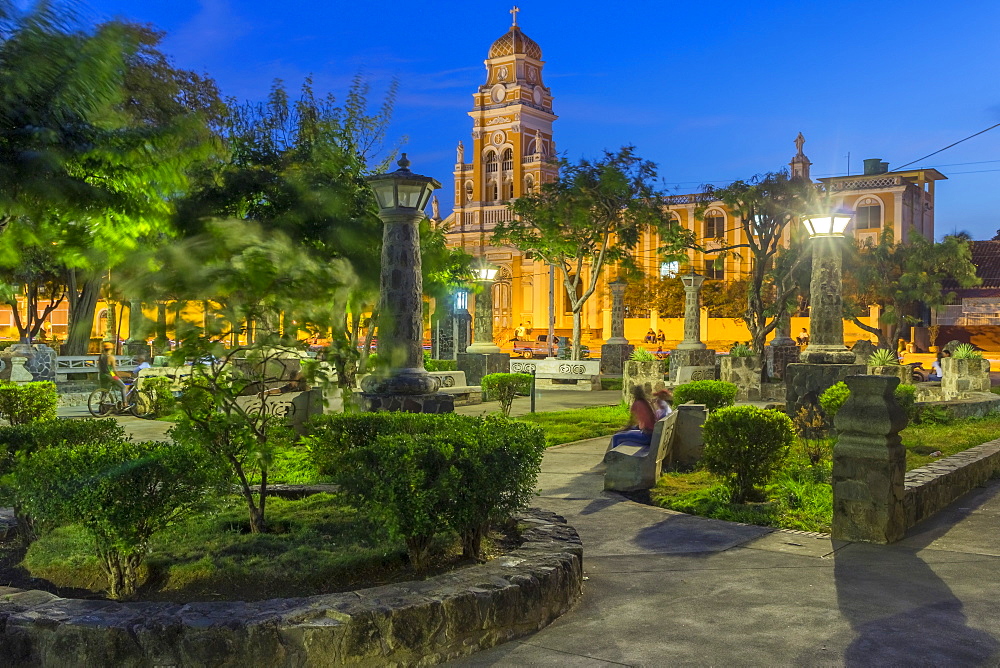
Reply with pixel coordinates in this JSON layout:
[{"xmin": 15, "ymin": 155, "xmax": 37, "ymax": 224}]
[
  {"xmin": 800, "ymin": 345, "xmax": 858, "ymax": 365},
  {"xmin": 457, "ymin": 352, "xmax": 510, "ymax": 386}
]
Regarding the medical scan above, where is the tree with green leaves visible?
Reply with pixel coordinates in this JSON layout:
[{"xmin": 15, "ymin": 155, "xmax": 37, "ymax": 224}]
[
  {"xmin": 843, "ymin": 227, "xmax": 980, "ymax": 349},
  {"xmin": 496, "ymin": 146, "xmax": 692, "ymax": 359},
  {"xmin": 698, "ymin": 171, "xmax": 815, "ymax": 354},
  {"xmin": 0, "ymin": 6, "xmax": 223, "ymax": 350}
]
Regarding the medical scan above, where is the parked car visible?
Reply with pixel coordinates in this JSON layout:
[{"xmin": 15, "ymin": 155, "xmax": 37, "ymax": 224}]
[{"xmin": 512, "ymin": 334, "xmax": 557, "ymax": 359}]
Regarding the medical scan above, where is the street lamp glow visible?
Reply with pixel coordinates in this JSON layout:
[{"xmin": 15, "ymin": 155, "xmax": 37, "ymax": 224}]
[
  {"xmin": 474, "ymin": 265, "xmax": 498, "ymax": 281},
  {"xmin": 367, "ymin": 154, "xmax": 440, "ymax": 212},
  {"xmin": 801, "ymin": 209, "xmax": 853, "ymax": 238}
]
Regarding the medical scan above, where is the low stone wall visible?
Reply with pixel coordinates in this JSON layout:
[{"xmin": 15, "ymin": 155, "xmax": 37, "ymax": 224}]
[
  {"xmin": 917, "ymin": 392, "xmax": 1000, "ymax": 420},
  {"xmin": 0, "ymin": 509, "xmax": 582, "ymax": 667},
  {"xmin": 904, "ymin": 440, "xmax": 1000, "ymax": 528}
]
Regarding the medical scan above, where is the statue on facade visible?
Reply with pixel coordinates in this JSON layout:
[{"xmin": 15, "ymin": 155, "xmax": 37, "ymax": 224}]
[
  {"xmin": 431, "ymin": 196, "xmax": 441, "ymax": 221},
  {"xmin": 794, "ymin": 132, "xmax": 805, "ymax": 155},
  {"xmin": 457, "ymin": 140, "xmax": 465, "ymax": 164}
]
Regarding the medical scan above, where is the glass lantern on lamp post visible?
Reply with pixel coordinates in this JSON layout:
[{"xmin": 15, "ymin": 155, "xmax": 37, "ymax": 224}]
[
  {"xmin": 800, "ymin": 208, "xmax": 856, "ymax": 364},
  {"xmin": 362, "ymin": 154, "xmax": 442, "ymax": 397},
  {"xmin": 467, "ymin": 260, "xmax": 501, "ymax": 353}
]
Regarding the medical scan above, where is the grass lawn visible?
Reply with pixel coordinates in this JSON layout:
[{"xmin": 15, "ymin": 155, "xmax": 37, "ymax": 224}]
[
  {"xmin": 18, "ymin": 493, "xmax": 493, "ymax": 602},
  {"xmin": 516, "ymin": 404, "xmax": 629, "ymax": 447},
  {"xmin": 651, "ymin": 413, "xmax": 1000, "ymax": 534}
]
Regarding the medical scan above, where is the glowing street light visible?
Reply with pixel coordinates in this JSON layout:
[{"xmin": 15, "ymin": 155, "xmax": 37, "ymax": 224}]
[{"xmin": 800, "ymin": 207, "xmax": 856, "ymax": 363}]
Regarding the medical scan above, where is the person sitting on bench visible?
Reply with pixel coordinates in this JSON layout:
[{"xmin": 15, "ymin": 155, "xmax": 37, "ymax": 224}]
[{"xmin": 610, "ymin": 386, "xmax": 656, "ymax": 449}]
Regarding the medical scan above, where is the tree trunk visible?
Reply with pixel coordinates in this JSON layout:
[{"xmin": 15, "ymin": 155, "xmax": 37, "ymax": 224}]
[
  {"xmin": 100, "ymin": 547, "xmax": 143, "ymax": 600},
  {"xmin": 64, "ymin": 275, "xmax": 102, "ymax": 355},
  {"xmin": 850, "ymin": 316, "xmax": 889, "ymax": 349},
  {"xmin": 461, "ymin": 522, "xmax": 488, "ymax": 561},
  {"xmin": 572, "ymin": 309, "xmax": 582, "ymax": 360}
]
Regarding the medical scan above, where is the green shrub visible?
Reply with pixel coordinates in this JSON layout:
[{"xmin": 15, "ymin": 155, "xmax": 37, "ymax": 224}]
[
  {"xmin": 868, "ymin": 348, "xmax": 899, "ymax": 366},
  {"xmin": 952, "ymin": 343, "xmax": 984, "ymax": 360},
  {"xmin": 12, "ymin": 439, "xmax": 218, "ymax": 599},
  {"xmin": 820, "ymin": 381, "xmax": 915, "ymax": 424},
  {"xmin": 601, "ymin": 377, "xmax": 623, "ymax": 391},
  {"xmin": 320, "ymin": 413, "xmax": 545, "ymax": 568},
  {"xmin": 480, "ymin": 372, "xmax": 533, "ymax": 416},
  {"xmin": 630, "ymin": 348, "xmax": 655, "ymax": 361},
  {"xmin": 729, "ymin": 344, "xmax": 754, "ymax": 358},
  {"xmin": 673, "ymin": 380, "xmax": 737, "ymax": 412},
  {"xmin": 0, "ymin": 381, "xmax": 58, "ymax": 425},
  {"xmin": 819, "ymin": 382, "xmax": 851, "ymax": 422},
  {"xmin": 305, "ymin": 412, "xmax": 451, "ymax": 475},
  {"xmin": 915, "ymin": 404, "xmax": 953, "ymax": 425},
  {"xmin": 139, "ymin": 376, "xmax": 177, "ymax": 417},
  {"xmin": 702, "ymin": 406, "xmax": 794, "ymax": 503},
  {"xmin": 448, "ymin": 415, "xmax": 544, "ymax": 559},
  {"xmin": 0, "ymin": 418, "xmax": 130, "ymax": 542}
]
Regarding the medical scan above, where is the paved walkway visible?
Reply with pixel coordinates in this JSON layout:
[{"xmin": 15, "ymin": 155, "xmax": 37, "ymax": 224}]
[{"xmin": 455, "ymin": 437, "xmax": 1000, "ymax": 666}]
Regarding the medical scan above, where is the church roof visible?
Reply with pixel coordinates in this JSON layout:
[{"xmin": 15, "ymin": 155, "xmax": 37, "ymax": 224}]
[{"xmin": 489, "ymin": 26, "xmax": 541, "ymax": 60}]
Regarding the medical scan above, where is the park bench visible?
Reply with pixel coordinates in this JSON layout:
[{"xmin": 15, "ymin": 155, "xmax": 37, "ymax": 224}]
[
  {"xmin": 427, "ymin": 370, "xmax": 482, "ymax": 405},
  {"xmin": 56, "ymin": 355, "xmax": 137, "ymax": 381},
  {"xmin": 233, "ymin": 388, "xmax": 324, "ymax": 434},
  {"xmin": 603, "ymin": 411, "xmax": 678, "ymax": 492},
  {"xmin": 511, "ymin": 358, "xmax": 601, "ymax": 391}
]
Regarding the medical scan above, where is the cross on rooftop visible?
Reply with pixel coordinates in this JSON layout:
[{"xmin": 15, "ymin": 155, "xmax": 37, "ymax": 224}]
[{"xmin": 510, "ymin": 6, "xmax": 519, "ymax": 26}]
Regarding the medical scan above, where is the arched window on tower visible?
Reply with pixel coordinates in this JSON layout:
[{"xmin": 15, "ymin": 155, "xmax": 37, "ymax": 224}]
[
  {"xmin": 501, "ymin": 148, "xmax": 513, "ymax": 172},
  {"xmin": 525, "ymin": 175, "xmax": 535, "ymax": 194},
  {"xmin": 485, "ymin": 151, "xmax": 498, "ymax": 174},
  {"xmin": 490, "ymin": 181, "xmax": 499, "ymax": 202},
  {"xmin": 503, "ymin": 178, "xmax": 514, "ymax": 200},
  {"xmin": 855, "ymin": 197, "xmax": 882, "ymax": 229},
  {"xmin": 464, "ymin": 181, "xmax": 474, "ymax": 202}
]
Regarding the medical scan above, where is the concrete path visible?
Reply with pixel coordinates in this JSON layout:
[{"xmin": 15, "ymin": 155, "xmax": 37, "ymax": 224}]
[{"xmin": 456, "ymin": 438, "xmax": 1000, "ymax": 666}]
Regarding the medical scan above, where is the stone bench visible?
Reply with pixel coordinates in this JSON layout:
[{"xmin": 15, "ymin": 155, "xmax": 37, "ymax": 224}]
[
  {"xmin": 233, "ymin": 389, "xmax": 324, "ymax": 434},
  {"xmin": 428, "ymin": 370, "xmax": 482, "ymax": 406},
  {"xmin": 603, "ymin": 411, "xmax": 678, "ymax": 492},
  {"xmin": 512, "ymin": 359, "xmax": 601, "ymax": 391}
]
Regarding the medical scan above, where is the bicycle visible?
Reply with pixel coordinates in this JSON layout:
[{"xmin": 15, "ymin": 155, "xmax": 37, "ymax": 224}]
[{"xmin": 87, "ymin": 379, "xmax": 155, "ymax": 418}]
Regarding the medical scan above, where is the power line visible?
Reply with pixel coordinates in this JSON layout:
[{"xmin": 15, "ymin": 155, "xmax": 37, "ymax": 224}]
[{"xmin": 895, "ymin": 122, "xmax": 1000, "ymax": 170}]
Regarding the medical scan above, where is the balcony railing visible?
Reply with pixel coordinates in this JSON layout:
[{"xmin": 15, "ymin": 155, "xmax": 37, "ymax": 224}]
[{"xmin": 829, "ymin": 176, "xmax": 903, "ymax": 191}]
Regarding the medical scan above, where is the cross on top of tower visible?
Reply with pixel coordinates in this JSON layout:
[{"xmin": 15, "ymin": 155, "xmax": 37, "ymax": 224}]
[{"xmin": 510, "ymin": 6, "xmax": 519, "ymax": 27}]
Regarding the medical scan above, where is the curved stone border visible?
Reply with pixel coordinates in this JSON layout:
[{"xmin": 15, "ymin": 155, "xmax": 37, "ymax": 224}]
[{"xmin": 0, "ymin": 509, "xmax": 582, "ymax": 667}]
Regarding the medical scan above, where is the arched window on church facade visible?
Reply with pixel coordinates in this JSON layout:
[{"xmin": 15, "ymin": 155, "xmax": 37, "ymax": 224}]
[
  {"xmin": 501, "ymin": 148, "xmax": 513, "ymax": 172},
  {"xmin": 485, "ymin": 151, "xmax": 498, "ymax": 175},
  {"xmin": 490, "ymin": 181, "xmax": 499, "ymax": 201},
  {"xmin": 525, "ymin": 174, "xmax": 535, "ymax": 194},
  {"xmin": 855, "ymin": 197, "xmax": 882, "ymax": 229}
]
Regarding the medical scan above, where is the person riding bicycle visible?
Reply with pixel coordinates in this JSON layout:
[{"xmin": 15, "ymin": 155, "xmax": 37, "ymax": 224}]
[{"xmin": 98, "ymin": 342, "xmax": 129, "ymax": 405}]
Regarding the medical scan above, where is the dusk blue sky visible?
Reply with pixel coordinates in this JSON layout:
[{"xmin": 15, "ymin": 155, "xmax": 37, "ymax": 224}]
[{"xmin": 81, "ymin": 0, "xmax": 1000, "ymax": 240}]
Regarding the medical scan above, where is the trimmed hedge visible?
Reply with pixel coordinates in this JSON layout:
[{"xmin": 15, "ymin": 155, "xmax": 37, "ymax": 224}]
[
  {"xmin": 305, "ymin": 413, "xmax": 545, "ymax": 566},
  {"xmin": 820, "ymin": 381, "xmax": 917, "ymax": 424},
  {"xmin": 673, "ymin": 380, "xmax": 738, "ymax": 412},
  {"xmin": 0, "ymin": 381, "xmax": 58, "ymax": 425},
  {"xmin": 702, "ymin": 405, "xmax": 794, "ymax": 503}
]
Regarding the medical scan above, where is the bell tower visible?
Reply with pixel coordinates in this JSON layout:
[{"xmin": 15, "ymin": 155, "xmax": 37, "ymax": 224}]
[{"xmin": 451, "ymin": 7, "xmax": 558, "ymax": 234}]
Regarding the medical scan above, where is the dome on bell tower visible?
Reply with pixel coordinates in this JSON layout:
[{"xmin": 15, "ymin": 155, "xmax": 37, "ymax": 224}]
[{"xmin": 488, "ymin": 26, "xmax": 542, "ymax": 60}]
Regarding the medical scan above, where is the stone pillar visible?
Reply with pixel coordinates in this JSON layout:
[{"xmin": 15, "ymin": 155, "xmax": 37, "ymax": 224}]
[
  {"xmin": 601, "ymin": 277, "xmax": 632, "ymax": 375},
  {"xmin": 766, "ymin": 311, "xmax": 800, "ymax": 380},
  {"xmin": 832, "ymin": 375, "xmax": 907, "ymax": 544},
  {"xmin": 801, "ymin": 237, "xmax": 855, "ymax": 364},
  {"xmin": 677, "ymin": 273, "xmax": 706, "ymax": 350},
  {"xmin": 670, "ymin": 272, "xmax": 715, "ymax": 381},
  {"xmin": 467, "ymin": 282, "xmax": 500, "ymax": 353},
  {"xmin": 153, "ymin": 303, "xmax": 169, "ymax": 355},
  {"xmin": 360, "ymin": 209, "xmax": 450, "ymax": 413},
  {"xmin": 103, "ymin": 302, "xmax": 117, "ymax": 343},
  {"xmin": 125, "ymin": 299, "xmax": 150, "ymax": 357}
]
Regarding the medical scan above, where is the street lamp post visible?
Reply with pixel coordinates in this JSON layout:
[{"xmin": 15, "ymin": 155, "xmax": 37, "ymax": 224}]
[
  {"xmin": 361, "ymin": 155, "xmax": 451, "ymax": 412},
  {"xmin": 800, "ymin": 209, "xmax": 857, "ymax": 364},
  {"xmin": 466, "ymin": 262, "xmax": 500, "ymax": 353}
]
